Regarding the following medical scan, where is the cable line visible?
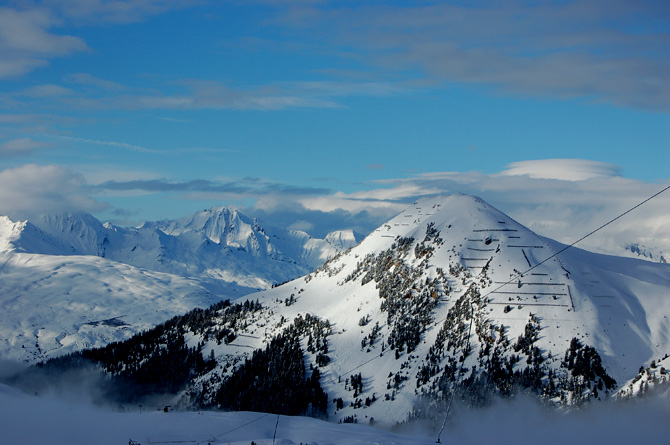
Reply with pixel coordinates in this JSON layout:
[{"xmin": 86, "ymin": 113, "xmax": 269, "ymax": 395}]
[
  {"xmin": 335, "ymin": 184, "xmax": 670, "ymax": 390},
  {"xmin": 202, "ymin": 412, "xmax": 272, "ymax": 444},
  {"xmin": 499, "ymin": 183, "xmax": 670, "ymax": 283},
  {"xmin": 319, "ymin": 184, "xmax": 670, "ymax": 442},
  {"xmin": 434, "ymin": 183, "xmax": 670, "ymax": 443},
  {"xmin": 205, "ymin": 183, "xmax": 670, "ymax": 444},
  {"xmin": 272, "ymin": 414, "xmax": 280, "ymax": 445}
]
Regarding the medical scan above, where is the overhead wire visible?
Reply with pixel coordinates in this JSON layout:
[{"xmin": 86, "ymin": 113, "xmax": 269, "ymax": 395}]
[
  {"xmin": 205, "ymin": 183, "xmax": 670, "ymax": 443},
  {"xmin": 319, "ymin": 183, "xmax": 670, "ymax": 442},
  {"xmin": 434, "ymin": 183, "xmax": 670, "ymax": 442},
  {"xmin": 200, "ymin": 412, "xmax": 272, "ymax": 444},
  {"xmin": 330, "ymin": 184, "xmax": 670, "ymax": 387}
]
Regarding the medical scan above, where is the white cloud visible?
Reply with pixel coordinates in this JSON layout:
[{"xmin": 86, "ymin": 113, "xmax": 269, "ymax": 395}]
[
  {"xmin": 500, "ymin": 159, "xmax": 622, "ymax": 181},
  {"xmin": 298, "ymin": 193, "xmax": 406, "ymax": 215},
  {"xmin": 0, "ymin": 7, "xmax": 88, "ymax": 79},
  {"xmin": 0, "ymin": 164, "xmax": 105, "ymax": 219},
  {"xmin": 0, "ymin": 7, "xmax": 86, "ymax": 54},
  {"xmin": 268, "ymin": 159, "xmax": 670, "ymax": 257}
]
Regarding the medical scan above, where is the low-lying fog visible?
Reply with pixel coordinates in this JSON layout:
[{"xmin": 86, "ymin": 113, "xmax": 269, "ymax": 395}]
[{"xmin": 1, "ymin": 360, "xmax": 668, "ymax": 445}]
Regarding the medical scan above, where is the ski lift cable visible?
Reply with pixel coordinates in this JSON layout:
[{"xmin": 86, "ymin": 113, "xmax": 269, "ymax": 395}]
[
  {"xmin": 333, "ymin": 184, "xmax": 670, "ymax": 390},
  {"xmin": 319, "ymin": 183, "xmax": 670, "ymax": 442},
  {"xmin": 480, "ymin": 183, "xmax": 670, "ymax": 298},
  {"xmin": 202, "ymin": 412, "xmax": 272, "ymax": 444},
  {"xmin": 203, "ymin": 183, "xmax": 669, "ymax": 444},
  {"xmin": 272, "ymin": 413, "xmax": 280, "ymax": 445},
  {"xmin": 434, "ymin": 183, "xmax": 670, "ymax": 443},
  {"xmin": 436, "ymin": 285, "xmax": 476, "ymax": 444}
]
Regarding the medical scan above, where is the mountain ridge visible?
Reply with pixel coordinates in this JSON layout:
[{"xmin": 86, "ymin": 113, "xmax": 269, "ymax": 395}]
[
  {"xmin": 2, "ymin": 207, "xmax": 361, "ymax": 291},
  {"xmin": 0, "ymin": 207, "xmax": 360, "ymax": 364},
  {"xmin": 26, "ymin": 194, "xmax": 670, "ymax": 424}
]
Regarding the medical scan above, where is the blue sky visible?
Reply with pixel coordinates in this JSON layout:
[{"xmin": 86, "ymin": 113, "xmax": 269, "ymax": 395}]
[{"xmin": 1, "ymin": 1, "xmax": 668, "ymax": 247}]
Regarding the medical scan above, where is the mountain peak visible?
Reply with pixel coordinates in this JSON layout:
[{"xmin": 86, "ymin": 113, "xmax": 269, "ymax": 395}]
[
  {"xmin": 9, "ymin": 193, "xmax": 670, "ymax": 424},
  {"xmin": 171, "ymin": 193, "xmax": 669, "ymax": 423}
]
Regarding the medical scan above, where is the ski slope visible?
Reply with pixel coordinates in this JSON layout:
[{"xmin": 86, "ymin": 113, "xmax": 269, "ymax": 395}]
[{"xmin": 182, "ymin": 194, "xmax": 670, "ymax": 423}]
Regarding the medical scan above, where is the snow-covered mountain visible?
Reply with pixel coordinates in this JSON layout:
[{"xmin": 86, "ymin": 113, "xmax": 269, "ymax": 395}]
[
  {"xmin": 622, "ymin": 243, "xmax": 667, "ymax": 264},
  {"xmin": 0, "ymin": 208, "xmax": 359, "ymax": 364},
  {"xmin": 28, "ymin": 194, "xmax": 669, "ymax": 425},
  {"xmin": 3, "ymin": 208, "xmax": 359, "ymax": 292},
  {"xmin": 147, "ymin": 206, "xmax": 359, "ymax": 271},
  {"xmin": 0, "ymin": 250, "xmax": 219, "ymax": 363}
]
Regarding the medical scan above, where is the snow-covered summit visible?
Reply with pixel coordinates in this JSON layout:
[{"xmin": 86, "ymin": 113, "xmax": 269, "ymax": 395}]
[
  {"xmin": 154, "ymin": 193, "xmax": 670, "ymax": 423},
  {"xmin": 4, "ymin": 194, "xmax": 668, "ymax": 424},
  {"xmin": 0, "ymin": 207, "xmax": 360, "ymax": 292},
  {"xmin": 148, "ymin": 207, "xmax": 265, "ymax": 248}
]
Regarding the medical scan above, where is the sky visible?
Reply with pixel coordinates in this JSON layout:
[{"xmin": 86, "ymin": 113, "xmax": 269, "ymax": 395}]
[{"xmin": 1, "ymin": 0, "xmax": 669, "ymax": 251}]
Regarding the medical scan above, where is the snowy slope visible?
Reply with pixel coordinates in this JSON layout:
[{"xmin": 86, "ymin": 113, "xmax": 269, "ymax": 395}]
[
  {"xmin": 0, "ymin": 208, "xmax": 359, "ymax": 364},
  {"xmin": 0, "ymin": 250, "xmax": 219, "ymax": 363},
  {"xmin": 6, "ymin": 194, "xmax": 668, "ymax": 426},
  {"xmin": 617, "ymin": 354, "xmax": 670, "ymax": 398},
  {"xmin": 168, "ymin": 194, "xmax": 670, "ymax": 424}
]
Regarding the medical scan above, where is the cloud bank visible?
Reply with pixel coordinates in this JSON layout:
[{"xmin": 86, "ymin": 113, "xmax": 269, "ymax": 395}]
[
  {"xmin": 0, "ymin": 164, "xmax": 105, "ymax": 219},
  {"xmin": 500, "ymin": 159, "xmax": 622, "ymax": 181},
  {"xmin": 6, "ymin": 1, "xmax": 667, "ymax": 113},
  {"xmin": 0, "ymin": 159, "xmax": 667, "ymax": 258},
  {"xmin": 273, "ymin": 0, "xmax": 670, "ymax": 111}
]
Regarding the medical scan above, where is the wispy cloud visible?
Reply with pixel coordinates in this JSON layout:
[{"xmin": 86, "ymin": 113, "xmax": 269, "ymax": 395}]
[
  {"xmin": 273, "ymin": 0, "xmax": 670, "ymax": 111},
  {"xmin": 9, "ymin": 76, "xmax": 407, "ymax": 112},
  {"xmin": 0, "ymin": 113, "xmax": 77, "ymax": 125},
  {"xmin": 67, "ymin": 79, "xmax": 381, "ymax": 111},
  {"xmin": 95, "ymin": 177, "xmax": 330, "ymax": 196},
  {"xmin": 0, "ymin": 7, "xmax": 88, "ymax": 79},
  {"xmin": 0, "ymin": 137, "xmax": 51, "ymax": 158},
  {"xmin": 46, "ymin": 135, "xmax": 163, "ymax": 154},
  {"xmin": 65, "ymin": 73, "xmax": 126, "ymax": 91},
  {"xmin": 46, "ymin": 0, "xmax": 203, "ymax": 25},
  {"xmin": 18, "ymin": 84, "xmax": 77, "ymax": 98}
]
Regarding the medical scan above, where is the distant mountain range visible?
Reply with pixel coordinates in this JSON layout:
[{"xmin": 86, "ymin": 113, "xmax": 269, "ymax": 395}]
[
  {"xmin": 21, "ymin": 194, "xmax": 670, "ymax": 425},
  {"xmin": 8, "ymin": 207, "xmax": 360, "ymax": 290},
  {"xmin": 0, "ymin": 208, "xmax": 360, "ymax": 363}
]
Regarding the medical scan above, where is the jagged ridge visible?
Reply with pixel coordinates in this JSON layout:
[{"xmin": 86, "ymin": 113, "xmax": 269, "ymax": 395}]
[{"xmin": 32, "ymin": 194, "xmax": 670, "ymax": 425}]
